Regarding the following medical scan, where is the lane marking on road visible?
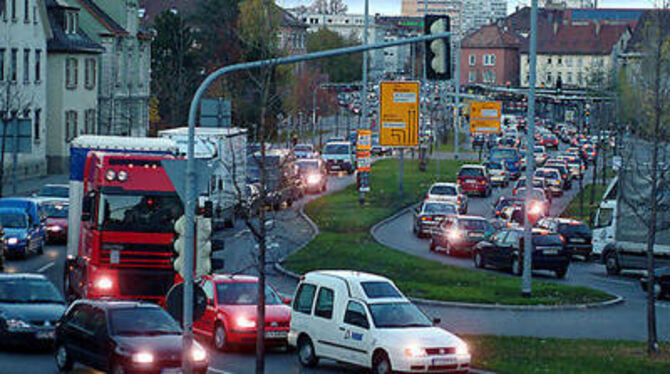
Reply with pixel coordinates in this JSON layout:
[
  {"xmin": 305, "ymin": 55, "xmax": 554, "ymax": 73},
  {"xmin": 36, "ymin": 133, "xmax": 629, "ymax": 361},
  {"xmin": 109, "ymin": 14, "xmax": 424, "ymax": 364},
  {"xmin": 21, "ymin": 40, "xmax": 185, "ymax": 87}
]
[
  {"xmin": 36, "ymin": 262, "xmax": 55, "ymax": 273},
  {"xmin": 208, "ymin": 368, "xmax": 236, "ymax": 374},
  {"xmin": 233, "ymin": 229, "xmax": 251, "ymax": 239}
]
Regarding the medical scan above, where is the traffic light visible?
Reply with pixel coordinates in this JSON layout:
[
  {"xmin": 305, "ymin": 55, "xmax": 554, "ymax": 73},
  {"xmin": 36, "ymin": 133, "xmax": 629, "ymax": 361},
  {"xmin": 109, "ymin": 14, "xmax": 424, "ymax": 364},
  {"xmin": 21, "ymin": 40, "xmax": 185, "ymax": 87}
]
[
  {"xmin": 194, "ymin": 215, "xmax": 212, "ymax": 278},
  {"xmin": 173, "ymin": 215, "xmax": 186, "ymax": 277},
  {"xmin": 424, "ymin": 15, "xmax": 451, "ymax": 80}
]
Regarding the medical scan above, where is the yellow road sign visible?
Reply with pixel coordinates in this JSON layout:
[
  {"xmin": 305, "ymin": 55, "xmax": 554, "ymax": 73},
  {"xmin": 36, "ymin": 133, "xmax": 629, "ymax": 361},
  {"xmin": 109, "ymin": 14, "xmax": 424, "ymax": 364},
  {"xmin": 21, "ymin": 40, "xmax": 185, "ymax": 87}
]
[
  {"xmin": 357, "ymin": 130, "xmax": 372, "ymax": 151},
  {"xmin": 379, "ymin": 81, "xmax": 420, "ymax": 147},
  {"xmin": 470, "ymin": 119, "xmax": 501, "ymax": 133},
  {"xmin": 470, "ymin": 101, "xmax": 501, "ymax": 134}
]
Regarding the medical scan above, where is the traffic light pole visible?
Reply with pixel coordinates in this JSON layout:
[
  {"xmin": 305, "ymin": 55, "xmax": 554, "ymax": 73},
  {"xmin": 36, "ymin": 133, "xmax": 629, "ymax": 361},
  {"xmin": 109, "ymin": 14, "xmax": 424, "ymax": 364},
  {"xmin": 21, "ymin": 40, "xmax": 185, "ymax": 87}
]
[
  {"xmin": 454, "ymin": 1, "xmax": 463, "ymax": 157},
  {"xmin": 359, "ymin": 0, "xmax": 369, "ymax": 206},
  {"xmin": 522, "ymin": 0, "xmax": 539, "ymax": 298}
]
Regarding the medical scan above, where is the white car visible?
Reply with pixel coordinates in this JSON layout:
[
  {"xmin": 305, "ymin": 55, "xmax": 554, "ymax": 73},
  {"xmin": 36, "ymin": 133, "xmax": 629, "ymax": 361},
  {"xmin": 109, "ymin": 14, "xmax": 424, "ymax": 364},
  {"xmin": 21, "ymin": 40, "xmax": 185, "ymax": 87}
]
[
  {"xmin": 289, "ymin": 271, "xmax": 471, "ymax": 374},
  {"xmin": 425, "ymin": 182, "xmax": 467, "ymax": 214}
]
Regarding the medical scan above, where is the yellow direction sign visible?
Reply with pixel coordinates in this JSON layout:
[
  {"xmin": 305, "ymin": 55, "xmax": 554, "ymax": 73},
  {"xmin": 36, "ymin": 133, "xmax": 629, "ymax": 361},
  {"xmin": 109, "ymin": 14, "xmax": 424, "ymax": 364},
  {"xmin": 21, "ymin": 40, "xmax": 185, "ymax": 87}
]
[
  {"xmin": 470, "ymin": 101, "xmax": 501, "ymax": 134},
  {"xmin": 379, "ymin": 81, "xmax": 420, "ymax": 147},
  {"xmin": 357, "ymin": 130, "xmax": 372, "ymax": 151}
]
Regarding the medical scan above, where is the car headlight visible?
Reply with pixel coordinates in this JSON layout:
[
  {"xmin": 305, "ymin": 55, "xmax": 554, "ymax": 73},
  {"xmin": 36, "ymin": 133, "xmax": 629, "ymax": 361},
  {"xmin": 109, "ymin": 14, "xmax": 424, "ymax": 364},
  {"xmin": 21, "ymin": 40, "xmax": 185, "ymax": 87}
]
[
  {"xmin": 94, "ymin": 276, "xmax": 113, "ymax": 290},
  {"xmin": 235, "ymin": 316, "xmax": 256, "ymax": 329},
  {"xmin": 405, "ymin": 344, "xmax": 427, "ymax": 357},
  {"xmin": 132, "ymin": 351, "xmax": 154, "ymax": 364},
  {"xmin": 448, "ymin": 230, "xmax": 464, "ymax": 241},
  {"xmin": 456, "ymin": 343, "xmax": 469, "ymax": 355},
  {"xmin": 307, "ymin": 174, "xmax": 321, "ymax": 185},
  {"xmin": 6, "ymin": 318, "xmax": 31, "ymax": 331},
  {"xmin": 49, "ymin": 225, "xmax": 63, "ymax": 232},
  {"xmin": 6, "ymin": 237, "xmax": 18, "ymax": 245},
  {"xmin": 191, "ymin": 344, "xmax": 207, "ymax": 362}
]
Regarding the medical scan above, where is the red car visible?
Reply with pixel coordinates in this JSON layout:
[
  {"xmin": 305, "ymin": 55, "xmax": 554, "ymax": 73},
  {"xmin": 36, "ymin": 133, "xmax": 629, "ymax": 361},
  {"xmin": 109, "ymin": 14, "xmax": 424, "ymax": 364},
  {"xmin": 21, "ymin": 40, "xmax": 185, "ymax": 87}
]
[
  {"xmin": 193, "ymin": 274, "xmax": 292, "ymax": 350},
  {"xmin": 457, "ymin": 164, "xmax": 492, "ymax": 197},
  {"xmin": 540, "ymin": 134, "xmax": 559, "ymax": 149},
  {"xmin": 43, "ymin": 200, "xmax": 68, "ymax": 243}
]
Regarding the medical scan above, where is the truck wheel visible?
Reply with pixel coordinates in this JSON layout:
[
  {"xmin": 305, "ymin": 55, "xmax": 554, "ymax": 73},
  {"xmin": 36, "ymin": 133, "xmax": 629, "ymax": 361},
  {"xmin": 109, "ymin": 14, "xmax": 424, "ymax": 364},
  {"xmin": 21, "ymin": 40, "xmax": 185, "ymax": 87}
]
[{"xmin": 605, "ymin": 252, "xmax": 621, "ymax": 275}]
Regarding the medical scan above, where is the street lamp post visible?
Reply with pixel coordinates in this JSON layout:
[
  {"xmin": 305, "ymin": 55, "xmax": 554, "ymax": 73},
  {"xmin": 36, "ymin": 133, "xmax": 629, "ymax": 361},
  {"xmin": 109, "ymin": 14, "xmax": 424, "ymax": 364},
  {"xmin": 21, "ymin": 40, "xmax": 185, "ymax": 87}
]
[{"xmin": 359, "ymin": 0, "xmax": 369, "ymax": 205}]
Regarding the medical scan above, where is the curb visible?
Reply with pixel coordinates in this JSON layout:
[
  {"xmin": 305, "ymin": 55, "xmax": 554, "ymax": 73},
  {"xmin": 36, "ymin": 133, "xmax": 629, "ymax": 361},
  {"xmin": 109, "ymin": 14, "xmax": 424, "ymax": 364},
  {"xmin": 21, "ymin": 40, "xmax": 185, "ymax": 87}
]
[{"xmin": 273, "ymin": 206, "xmax": 318, "ymax": 280}]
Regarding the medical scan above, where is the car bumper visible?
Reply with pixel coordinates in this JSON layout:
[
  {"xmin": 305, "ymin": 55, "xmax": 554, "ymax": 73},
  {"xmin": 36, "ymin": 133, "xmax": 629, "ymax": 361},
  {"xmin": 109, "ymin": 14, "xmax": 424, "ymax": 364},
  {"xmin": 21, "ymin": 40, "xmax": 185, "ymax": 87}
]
[
  {"xmin": 490, "ymin": 176, "xmax": 507, "ymax": 184},
  {"xmin": 565, "ymin": 244, "xmax": 592, "ymax": 257},
  {"xmin": 0, "ymin": 327, "xmax": 56, "ymax": 346},
  {"xmin": 460, "ymin": 184, "xmax": 487, "ymax": 194},
  {"xmin": 533, "ymin": 255, "xmax": 570, "ymax": 270},
  {"xmin": 417, "ymin": 221, "xmax": 441, "ymax": 235},
  {"xmin": 228, "ymin": 329, "xmax": 289, "ymax": 345},
  {"xmin": 394, "ymin": 354, "xmax": 471, "ymax": 373},
  {"xmin": 325, "ymin": 160, "xmax": 352, "ymax": 172},
  {"xmin": 47, "ymin": 230, "xmax": 67, "ymax": 242},
  {"xmin": 122, "ymin": 361, "xmax": 208, "ymax": 374},
  {"xmin": 5, "ymin": 242, "xmax": 28, "ymax": 256}
]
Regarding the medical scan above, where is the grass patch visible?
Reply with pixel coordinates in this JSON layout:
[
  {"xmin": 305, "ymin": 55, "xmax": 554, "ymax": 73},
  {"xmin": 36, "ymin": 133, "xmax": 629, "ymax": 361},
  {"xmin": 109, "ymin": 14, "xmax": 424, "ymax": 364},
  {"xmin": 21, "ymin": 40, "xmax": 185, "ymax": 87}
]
[
  {"xmin": 285, "ymin": 158, "xmax": 614, "ymax": 305},
  {"xmin": 436, "ymin": 131, "xmax": 473, "ymax": 154},
  {"xmin": 467, "ymin": 335, "xmax": 670, "ymax": 374},
  {"xmin": 562, "ymin": 183, "xmax": 608, "ymax": 222}
]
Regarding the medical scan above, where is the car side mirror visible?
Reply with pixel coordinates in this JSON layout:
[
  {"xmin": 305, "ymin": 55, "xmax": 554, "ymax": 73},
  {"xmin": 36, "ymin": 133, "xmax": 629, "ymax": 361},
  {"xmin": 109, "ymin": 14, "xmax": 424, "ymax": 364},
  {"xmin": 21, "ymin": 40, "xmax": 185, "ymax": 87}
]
[
  {"xmin": 211, "ymin": 258, "xmax": 224, "ymax": 272},
  {"xmin": 432, "ymin": 317, "xmax": 441, "ymax": 326}
]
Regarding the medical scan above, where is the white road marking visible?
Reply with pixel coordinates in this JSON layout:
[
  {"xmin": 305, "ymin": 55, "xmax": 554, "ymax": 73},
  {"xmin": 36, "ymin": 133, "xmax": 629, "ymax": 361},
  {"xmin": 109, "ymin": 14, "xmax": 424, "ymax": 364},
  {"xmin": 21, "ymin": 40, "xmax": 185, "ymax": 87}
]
[
  {"xmin": 207, "ymin": 368, "xmax": 236, "ymax": 374},
  {"xmin": 36, "ymin": 261, "xmax": 55, "ymax": 273},
  {"xmin": 233, "ymin": 229, "xmax": 251, "ymax": 239}
]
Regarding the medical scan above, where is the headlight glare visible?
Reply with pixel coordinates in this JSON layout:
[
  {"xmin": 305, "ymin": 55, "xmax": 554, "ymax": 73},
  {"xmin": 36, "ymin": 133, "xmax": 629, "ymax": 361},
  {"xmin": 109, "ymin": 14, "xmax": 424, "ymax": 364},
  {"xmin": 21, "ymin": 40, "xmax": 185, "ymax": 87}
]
[
  {"xmin": 191, "ymin": 344, "xmax": 207, "ymax": 361},
  {"xmin": 6, "ymin": 319, "xmax": 31, "ymax": 330},
  {"xmin": 235, "ymin": 316, "xmax": 256, "ymax": 329},
  {"xmin": 456, "ymin": 343, "xmax": 469, "ymax": 355},
  {"xmin": 132, "ymin": 351, "xmax": 154, "ymax": 364},
  {"xmin": 405, "ymin": 345, "xmax": 427, "ymax": 357}
]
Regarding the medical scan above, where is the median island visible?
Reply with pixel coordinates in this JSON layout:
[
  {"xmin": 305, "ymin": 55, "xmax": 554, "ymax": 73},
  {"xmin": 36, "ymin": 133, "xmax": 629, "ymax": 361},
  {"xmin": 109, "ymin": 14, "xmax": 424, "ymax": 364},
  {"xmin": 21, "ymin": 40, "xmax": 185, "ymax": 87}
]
[{"xmin": 284, "ymin": 158, "xmax": 614, "ymax": 306}]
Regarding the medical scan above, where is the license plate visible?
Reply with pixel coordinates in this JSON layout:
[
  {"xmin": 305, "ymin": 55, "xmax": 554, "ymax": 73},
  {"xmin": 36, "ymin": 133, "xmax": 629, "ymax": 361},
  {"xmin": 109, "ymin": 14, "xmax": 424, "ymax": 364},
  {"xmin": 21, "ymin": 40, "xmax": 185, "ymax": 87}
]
[
  {"xmin": 330, "ymin": 165, "xmax": 340, "ymax": 170},
  {"xmin": 36, "ymin": 330, "xmax": 55, "ymax": 339},
  {"xmin": 161, "ymin": 369, "xmax": 182, "ymax": 374},
  {"xmin": 543, "ymin": 249, "xmax": 559, "ymax": 255},
  {"xmin": 466, "ymin": 179, "xmax": 476, "ymax": 184},
  {"xmin": 265, "ymin": 330, "xmax": 288, "ymax": 339},
  {"xmin": 571, "ymin": 238, "xmax": 586, "ymax": 243},
  {"xmin": 432, "ymin": 357, "xmax": 456, "ymax": 365}
]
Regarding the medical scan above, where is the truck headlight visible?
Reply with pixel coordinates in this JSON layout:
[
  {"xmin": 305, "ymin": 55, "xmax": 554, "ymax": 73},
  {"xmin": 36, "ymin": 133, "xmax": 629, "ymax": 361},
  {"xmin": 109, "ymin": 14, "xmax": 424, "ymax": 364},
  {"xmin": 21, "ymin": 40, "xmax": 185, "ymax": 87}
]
[{"xmin": 94, "ymin": 276, "xmax": 113, "ymax": 290}]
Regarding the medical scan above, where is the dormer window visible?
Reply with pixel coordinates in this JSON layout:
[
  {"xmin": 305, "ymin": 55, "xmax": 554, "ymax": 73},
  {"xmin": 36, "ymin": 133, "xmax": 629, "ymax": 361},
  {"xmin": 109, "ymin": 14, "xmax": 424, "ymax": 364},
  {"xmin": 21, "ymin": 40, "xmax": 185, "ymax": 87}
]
[{"xmin": 65, "ymin": 10, "xmax": 78, "ymax": 34}]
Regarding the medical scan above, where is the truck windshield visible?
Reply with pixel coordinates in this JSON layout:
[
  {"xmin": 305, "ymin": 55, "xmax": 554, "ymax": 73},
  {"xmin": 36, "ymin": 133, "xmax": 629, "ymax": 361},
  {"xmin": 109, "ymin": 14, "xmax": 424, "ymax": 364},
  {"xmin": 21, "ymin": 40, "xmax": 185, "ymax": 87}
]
[
  {"xmin": 98, "ymin": 194, "xmax": 183, "ymax": 233},
  {"xmin": 323, "ymin": 144, "xmax": 349, "ymax": 155}
]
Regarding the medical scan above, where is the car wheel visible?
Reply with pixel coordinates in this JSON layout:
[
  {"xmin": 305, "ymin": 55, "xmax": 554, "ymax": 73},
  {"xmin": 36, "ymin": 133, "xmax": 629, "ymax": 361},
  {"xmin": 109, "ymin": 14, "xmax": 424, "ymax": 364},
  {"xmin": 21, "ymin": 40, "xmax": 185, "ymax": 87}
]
[
  {"xmin": 297, "ymin": 335, "xmax": 318, "ymax": 368},
  {"xmin": 63, "ymin": 273, "xmax": 77, "ymax": 303},
  {"xmin": 110, "ymin": 361, "xmax": 125, "ymax": 374},
  {"xmin": 512, "ymin": 257, "xmax": 522, "ymax": 276},
  {"xmin": 372, "ymin": 351, "xmax": 392, "ymax": 374},
  {"xmin": 55, "ymin": 344, "xmax": 74, "ymax": 372},
  {"xmin": 474, "ymin": 251, "xmax": 485, "ymax": 268},
  {"xmin": 605, "ymin": 252, "xmax": 621, "ymax": 275},
  {"xmin": 429, "ymin": 239, "xmax": 436, "ymax": 252},
  {"xmin": 486, "ymin": 187, "xmax": 492, "ymax": 197},
  {"xmin": 555, "ymin": 267, "xmax": 568, "ymax": 279},
  {"xmin": 214, "ymin": 323, "xmax": 228, "ymax": 351},
  {"xmin": 445, "ymin": 242, "xmax": 454, "ymax": 256},
  {"xmin": 37, "ymin": 240, "xmax": 44, "ymax": 255}
]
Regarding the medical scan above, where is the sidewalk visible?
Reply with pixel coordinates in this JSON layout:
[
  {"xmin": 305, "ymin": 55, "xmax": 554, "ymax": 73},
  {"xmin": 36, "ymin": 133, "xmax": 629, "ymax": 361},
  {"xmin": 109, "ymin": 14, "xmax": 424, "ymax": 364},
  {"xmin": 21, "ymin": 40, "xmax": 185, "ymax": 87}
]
[{"xmin": 1, "ymin": 173, "xmax": 68, "ymax": 197}]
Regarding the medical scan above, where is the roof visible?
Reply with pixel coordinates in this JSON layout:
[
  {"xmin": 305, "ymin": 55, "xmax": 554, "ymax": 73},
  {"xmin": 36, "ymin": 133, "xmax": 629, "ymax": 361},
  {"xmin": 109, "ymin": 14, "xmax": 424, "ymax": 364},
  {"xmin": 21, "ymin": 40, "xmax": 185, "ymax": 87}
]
[
  {"xmin": 0, "ymin": 207, "xmax": 30, "ymax": 215},
  {"xmin": 431, "ymin": 182, "xmax": 458, "ymax": 186},
  {"xmin": 207, "ymin": 274, "xmax": 259, "ymax": 283},
  {"xmin": 0, "ymin": 273, "xmax": 48, "ymax": 280},
  {"xmin": 74, "ymin": 0, "xmax": 127, "ymax": 35},
  {"xmin": 138, "ymin": 0, "xmax": 198, "ymax": 23},
  {"xmin": 462, "ymin": 24, "xmax": 521, "ymax": 49},
  {"xmin": 461, "ymin": 164, "xmax": 487, "ymax": 169},
  {"xmin": 71, "ymin": 135, "xmax": 178, "ymax": 152},
  {"xmin": 520, "ymin": 22, "xmax": 629, "ymax": 55},
  {"xmin": 73, "ymin": 299, "xmax": 161, "ymax": 309},
  {"xmin": 280, "ymin": 8, "xmax": 307, "ymax": 29},
  {"xmin": 625, "ymin": 9, "xmax": 670, "ymax": 53},
  {"xmin": 45, "ymin": 0, "xmax": 104, "ymax": 54}
]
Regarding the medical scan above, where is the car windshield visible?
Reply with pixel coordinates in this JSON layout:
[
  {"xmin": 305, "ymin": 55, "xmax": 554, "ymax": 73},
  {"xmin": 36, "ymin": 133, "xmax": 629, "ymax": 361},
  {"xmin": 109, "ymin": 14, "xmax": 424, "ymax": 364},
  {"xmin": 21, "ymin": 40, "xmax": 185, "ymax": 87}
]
[
  {"xmin": 43, "ymin": 204, "xmax": 68, "ymax": 218},
  {"xmin": 534, "ymin": 147, "xmax": 545, "ymax": 153},
  {"xmin": 0, "ymin": 212, "xmax": 28, "ymax": 228},
  {"xmin": 517, "ymin": 188, "xmax": 545, "ymax": 200},
  {"xmin": 430, "ymin": 185, "xmax": 457, "ymax": 195},
  {"xmin": 294, "ymin": 145, "xmax": 313, "ymax": 152},
  {"xmin": 215, "ymin": 282, "xmax": 282, "ymax": 305},
  {"xmin": 536, "ymin": 169, "xmax": 558, "ymax": 179},
  {"xmin": 547, "ymin": 165, "xmax": 568, "ymax": 174},
  {"xmin": 423, "ymin": 203, "xmax": 456, "ymax": 215},
  {"xmin": 491, "ymin": 148, "xmax": 517, "ymax": 161},
  {"xmin": 459, "ymin": 168, "xmax": 484, "ymax": 177},
  {"xmin": 98, "ymin": 193, "xmax": 183, "ymax": 233},
  {"xmin": 459, "ymin": 219, "xmax": 492, "ymax": 232},
  {"xmin": 485, "ymin": 162, "xmax": 502, "ymax": 170},
  {"xmin": 0, "ymin": 279, "xmax": 64, "ymax": 303},
  {"xmin": 110, "ymin": 308, "xmax": 181, "ymax": 335},
  {"xmin": 533, "ymin": 234, "xmax": 564, "ymax": 246},
  {"xmin": 368, "ymin": 302, "xmax": 432, "ymax": 328},
  {"xmin": 323, "ymin": 144, "xmax": 349, "ymax": 155},
  {"xmin": 558, "ymin": 223, "xmax": 592, "ymax": 236},
  {"xmin": 39, "ymin": 186, "xmax": 68, "ymax": 198},
  {"xmin": 296, "ymin": 161, "xmax": 319, "ymax": 172}
]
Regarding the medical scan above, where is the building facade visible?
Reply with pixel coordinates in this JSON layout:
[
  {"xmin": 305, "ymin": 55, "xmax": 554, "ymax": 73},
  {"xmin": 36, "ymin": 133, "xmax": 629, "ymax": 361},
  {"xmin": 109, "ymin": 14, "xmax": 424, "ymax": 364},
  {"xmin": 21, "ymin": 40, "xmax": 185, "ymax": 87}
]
[
  {"xmin": 461, "ymin": 0, "xmax": 507, "ymax": 33},
  {"xmin": 45, "ymin": 0, "xmax": 103, "ymax": 174},
  {"xmin": 66, "ymin": 0, "xmax": 152, "ymax": 137},
  {"xmin": 278, "ymin": 9, "xmax": 308, "ymax": 57},
  {"xmin": 400, "ymin": 0, "xmax": 462, "ymax": 32},
  {"xmin": 461, "ymin": 24, "xmax": 520, "ymax": 87},
  {"xmin": 0, "ymin": 0, "xmax": 50, "ymax": 182}
]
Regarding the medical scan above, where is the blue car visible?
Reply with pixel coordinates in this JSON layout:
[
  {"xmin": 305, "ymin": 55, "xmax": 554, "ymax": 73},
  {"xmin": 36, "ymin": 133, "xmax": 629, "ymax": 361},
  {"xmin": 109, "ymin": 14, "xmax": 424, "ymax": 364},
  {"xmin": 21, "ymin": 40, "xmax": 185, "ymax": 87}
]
[
  {"xmin": 489, "ymin": 147, "xmax": 521, "ymax": 180},
  {"xmin": 0, "ymin": 208, "xmax": 42, "ymax": 257},
  {"xmin": 0, "ymin": 198, "xmax": 47, "ymax": 257}
]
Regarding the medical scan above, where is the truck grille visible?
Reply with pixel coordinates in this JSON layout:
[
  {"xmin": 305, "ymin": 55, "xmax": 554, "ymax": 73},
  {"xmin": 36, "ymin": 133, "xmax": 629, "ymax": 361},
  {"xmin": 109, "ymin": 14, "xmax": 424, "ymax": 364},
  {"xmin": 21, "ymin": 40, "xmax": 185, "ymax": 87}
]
[
  {"xmin": 117, "ymin": 268, "xmax": 175, "ymax": 298},
  {"xmin": 101, "ymin": 243, "xmax": 173, "ymax": 268}
]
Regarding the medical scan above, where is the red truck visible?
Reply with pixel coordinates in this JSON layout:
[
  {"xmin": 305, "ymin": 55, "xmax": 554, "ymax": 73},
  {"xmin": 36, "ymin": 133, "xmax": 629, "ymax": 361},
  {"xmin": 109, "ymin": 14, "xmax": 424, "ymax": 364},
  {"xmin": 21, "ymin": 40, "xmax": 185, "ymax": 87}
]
[{"xmin": 64, "ymin": 136, "xmax": 182, "ymax": 305}]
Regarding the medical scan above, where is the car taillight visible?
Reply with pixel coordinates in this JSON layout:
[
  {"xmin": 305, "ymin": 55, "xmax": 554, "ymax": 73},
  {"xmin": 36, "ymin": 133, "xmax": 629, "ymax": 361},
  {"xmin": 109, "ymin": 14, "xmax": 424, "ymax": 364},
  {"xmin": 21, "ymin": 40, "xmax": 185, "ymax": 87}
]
[{"xmin": 421, "ymin": 216, "xmax": 433, "ymax": 222}]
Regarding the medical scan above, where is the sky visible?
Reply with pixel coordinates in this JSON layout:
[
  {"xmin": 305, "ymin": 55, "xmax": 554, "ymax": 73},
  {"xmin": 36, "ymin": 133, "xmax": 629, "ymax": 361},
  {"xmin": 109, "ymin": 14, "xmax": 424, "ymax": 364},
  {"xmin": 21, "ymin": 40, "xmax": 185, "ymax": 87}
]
[{"xmin": 277, "ymin": 0, "xmax": 657, "ymax": 15}]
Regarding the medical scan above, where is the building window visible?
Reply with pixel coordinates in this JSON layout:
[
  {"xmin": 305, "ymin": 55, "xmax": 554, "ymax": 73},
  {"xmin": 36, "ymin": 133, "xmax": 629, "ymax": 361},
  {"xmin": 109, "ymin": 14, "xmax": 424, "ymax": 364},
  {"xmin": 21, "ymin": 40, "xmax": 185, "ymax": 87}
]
[
  {"xmin": 23, "ymin": 0, "xmax": 28, "ymax": 22},
  {"xmin": 33, "ymin": 108, "xmax": 40, "ymax": 141},
  {"xmin": 547, "ymin": 72, "xmax": 552, "ymax": 84},
  {"xmin": 578, "ymin": 57, "xmax": 583, "ymax": 67},
  {"xmin": 10, "ymin": 48, "xmax": 17, "ymax": 82},
  {"xmin": 85, "ymin": 58, "xmax": 96, "ymax": 89},
  {"xmin": 84, "ymin": 109, "xmax": 96, "ymax": 134},
  {"xmin": 547, "ymin": 57, "xmax": 552, "ymax": 65},
  {"xmin": 22, "ymin": 49, "xmax": 29, "ymax": 83},
  {"xmin": 34, "ymin": 49, "xmax": 40, "ymax": 82},
  {"xmin": 567, "ymin": 72, "xmax": 573, "ymax": 84},
  {"xmin": 484, "ymin": 70, "xmax": 496, "ymax": 83},
  {"xmin": 557, "ymin": 57, "xmax": 562, "ymax": 65},
  {"xmin": 469, "ymin": 54, "xmax": 475, "ymax": 66},
  {"xmin": 11, "ymin": 0, "xmax": 16, "ymax": 20},
  {"xmin": 66, "ymin": 57, "xmax": 78, "ymax": 88},
  {"xmin": 468, "ymin": 70, "xmax": 475, "ymax": 82},
  {"xmin": 483, "ymin": 54, "xmax": 496, "ymax": 66},
  {"xmin": 65, "ymin": 111, "xmax": 78, "ymax": 142},
  {"xmin": 566, "ymin": 57, "xmax": 572, "ymax": 67},
  {"xmin": 0, "ymin": 49, "xmax": 4, "ymax": 81},
  {"xmin": 577, "ymin": 72, "xmax": 583, "ymax": 85}
]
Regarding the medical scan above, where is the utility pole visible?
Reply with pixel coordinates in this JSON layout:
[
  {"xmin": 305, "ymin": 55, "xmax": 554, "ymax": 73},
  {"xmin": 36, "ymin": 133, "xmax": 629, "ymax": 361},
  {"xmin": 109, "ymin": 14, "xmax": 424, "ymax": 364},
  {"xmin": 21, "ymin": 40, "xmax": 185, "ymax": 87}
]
[
  {"xmin": 11, "ymin": 118, "xmax": 18, "ymax": 196},
  {"xmin": 522, "ymin": 0, "xmax": 539, "ymax": 298},
  {"xmin": 454, "ymin": 1, "xmax": 463, "ymax": 157},
  {"xmin": 359, "ymin": 0, "xmax": 369, "ymax": 205}
]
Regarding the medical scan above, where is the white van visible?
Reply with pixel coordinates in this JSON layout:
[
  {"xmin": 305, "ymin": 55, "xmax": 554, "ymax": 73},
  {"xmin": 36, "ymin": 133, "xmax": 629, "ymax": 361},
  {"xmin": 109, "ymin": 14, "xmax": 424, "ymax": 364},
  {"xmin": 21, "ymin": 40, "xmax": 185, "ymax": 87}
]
[{"xmin": 288, "ymin": 271, "xmax": 471, "ymax": 374}]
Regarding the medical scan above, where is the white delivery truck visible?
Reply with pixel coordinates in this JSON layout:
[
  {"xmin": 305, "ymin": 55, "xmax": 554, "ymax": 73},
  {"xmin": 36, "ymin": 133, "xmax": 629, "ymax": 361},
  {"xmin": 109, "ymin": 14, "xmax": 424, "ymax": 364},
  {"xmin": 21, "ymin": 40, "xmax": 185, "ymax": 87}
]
[
  {"xmin": 593, "ymin": 161, "xmax": 670, "ymax": 275},
  {"xmin": 159, "ymin": 127, "xmax": 247, "ymax": 228}
]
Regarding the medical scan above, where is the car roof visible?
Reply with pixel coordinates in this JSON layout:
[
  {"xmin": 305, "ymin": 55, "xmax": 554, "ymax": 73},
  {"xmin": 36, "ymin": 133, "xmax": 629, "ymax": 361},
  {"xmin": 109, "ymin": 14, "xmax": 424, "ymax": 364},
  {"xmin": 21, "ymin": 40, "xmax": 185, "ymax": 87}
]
[
  {"xmin": 43, "ymin": 184, "xmax": 69, "ymax": 188},
  {"xmin": 460, "ymin": 164, "xmax": 485, "ymax": 169},
  {"xmin": 206, "ymin": 274, "xmax": 259, "ymax": 283},
  {"xmin": 325, "ymin": 141, "xmax": 350, "ymax": 146},
  {"xmin": 424, "ymin": 200, "xmax": 457, "ymax": 206},
  {"xmin": 455, "ymin": 215, "xmax": 487, "ymax": 221},
  {"xmin": 0, "ymin": 273, "xmax": 48, "ymax": 281},
  {"xmin": 73, "ymin": 299, "xmax": 162, "ymax": 310},
  {"xmin": 430, "ymin": 182, "xmax": 458, "ymax": 187},
  {"xmin": 0, "ymin": 207, "xmax": 29, "ymax": 215},
  {"xmin": 544, "ymin": 217, "xmax": 586, "ymax": 225},
  {"xmin": 303, "ymin": 270, "xmax": 406, "ymax": 303}
]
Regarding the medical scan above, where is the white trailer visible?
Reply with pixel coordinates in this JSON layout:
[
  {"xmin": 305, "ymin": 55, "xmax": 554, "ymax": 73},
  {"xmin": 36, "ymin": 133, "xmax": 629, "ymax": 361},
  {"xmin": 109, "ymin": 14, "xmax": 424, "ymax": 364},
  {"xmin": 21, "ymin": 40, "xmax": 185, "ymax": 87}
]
[
  {"xmin": 67, "ymin": 136, "xmax": 179, "ymax": 257},
  {"xmin": 158, "ymin": 127, "xmax": 248, "ymax": 228}
]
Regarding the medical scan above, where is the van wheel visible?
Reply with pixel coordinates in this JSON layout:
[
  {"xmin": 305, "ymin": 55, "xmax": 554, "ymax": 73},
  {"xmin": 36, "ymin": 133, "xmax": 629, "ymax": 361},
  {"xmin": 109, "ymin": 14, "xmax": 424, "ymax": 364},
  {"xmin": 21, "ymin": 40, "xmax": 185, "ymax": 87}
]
[
  {"xmin": 605, "ymin": 252, "xmax": 620, "ymax": 275},
  {"xmin": 55, "ymin": 344, "xmax": 74, "ymax": 372},
  {"xmin": 297, "ymin": 335, "xmax": 318, "ymax": 368},
  {"xmin": 372, "ymin": 351, "xmax": 392, "ymax": 374}
]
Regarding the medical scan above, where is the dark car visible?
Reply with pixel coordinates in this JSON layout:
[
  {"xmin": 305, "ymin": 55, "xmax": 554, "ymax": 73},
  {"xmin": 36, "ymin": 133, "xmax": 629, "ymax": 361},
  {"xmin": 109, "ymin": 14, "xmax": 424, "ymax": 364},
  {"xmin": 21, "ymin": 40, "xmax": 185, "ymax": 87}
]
[
  {"xmin": 430, "ymin": 215, "xmax": 495, "ymax": 256},
  {"xmin": 472, "ymin": 134, "xmax": 486, "ymax": 148},
  {"xmin": 640, "ymin": 267, "xmax": 670, "ymax": 300},
  {"xmin": 248, "ymin": 150, "xmax": 303, "ymax": 210},
  {"xmin": 55, "ymin": 300, "xmax": 208, "ymax": 374},
  {"xmin": 296, "ymin": 159, "xmax": 328, "ymax": 194},
  {"xmin": 493, "ymin": 196, "xmax": 522, "ymax": 218},
  {"xmin": 412, "ymin": 201, "xmax": 458, "ymax": 238},
  {"xmin": 537, "ymin": 218, "xmax": 593, "ymax": 261},
  {"xmin": 0, "ymin": 274, "xmax": 66, "ymax": 346},
  {"xmin": 473, "ymin": 228, "xmax": 570, "ymax": 278}
]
